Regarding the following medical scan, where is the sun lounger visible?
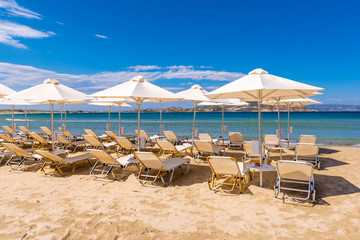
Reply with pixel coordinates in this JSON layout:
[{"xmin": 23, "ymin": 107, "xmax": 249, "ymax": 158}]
[
  {"xmin": 35, "ymin": 150, "xmax": 93, "ymax": 176},
  {"xmin": 61, "ymin": 129, "xmax": 83, "ymax": 140},
  {"xmin": 18, "ymin": 126, "xmax": 33, "ymax": 139},
  {"xmin": 264, "ymin": 135, "xmax": 280, "ymax": 147},
  {"xmin": 40, "ymin": 126, "xmax": 53, "ymax": 138},
  {"xmin": 299, "ymin": 135, "xmax": 317, "ymax": 144},
  {"xmin": 114, "ymin": 137, "xmax": 136, "ymax": 155},
  {"xmin": 134, "ymin": 151, "xmax": 190, "ymax": 186},
  {"xmin": 83, "ymin": 129, "xmax": 107, "ymax": 141},
  {"xmin": 228, "ymin": 132, "xmax": 244, "ymax": 150},
  {"xmin": 134, "ymin": 130, "xmax": 155, "ymax": 148},
  {"xmin": 2, "ymin": 126, "xmax": 18, "ymax": 136},
  {"xmin": 156, "ymin": 140, "xmax": 192, "ymax": 157},
  {"xmin": 274, "ymin": 160, "xmax": 316, "ymax": 204},
  {"xmin": 0, "ymin": 133, "xmax": 33, "ymax": 147},
  {"xmin": 207, "ymin": 156, "xmax": 249, "ymax": 193},
  {"xmin": 3, "ymin": 143, "xmax": 40, "ymax": 169},
  {"xmin": 88, "ymin": 149, "xmax": 138, "ymax": 178},
  {"xmin": 105, "ymin": 131, "xmax": 119, "ymax": 141},
  {"xmin": 198, "ymin": 133, "xmax": 219, "ymax": 145},
  {"xmin": 29, "ymin": 132, "xmax": 52, "ymax": 149},
  {"xmin": 58, "ymin": 135, "xmax": 86, "ymax": 152},
  {"xmin": 163, "ymin": 131, "xmax": 187, "ymax": 145},
  {"xmin": 294, "ymin": 144, "xmax": 320, "ymax": 169},
  {"xmin": 193, "ymin": 140, "xmax": 225, "ymax": 163},
  {"xmin": 83, "ymin": 135, "xmax": 117, "ymax": 151},
  {"xmin": 242, "ymin": 142, "xmax": 267, "ymax": 163}
]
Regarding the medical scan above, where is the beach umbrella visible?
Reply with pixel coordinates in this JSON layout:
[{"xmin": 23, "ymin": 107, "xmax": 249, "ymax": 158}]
[
  {"xmin": 0, "ymin": 98, "xmax": 34, "ymax": 135},
  {"xmin": 264, "ymin": 98, "xmax": 322, "ymax": 141},
  {"xmin": 175, "ymin": 85, "xmax": 212, "ymax": 141},
  {"xmin": 90, "ymin": 76, "xmax": 182, "ymax": 150},
  {"xmin": 89, "ymin": 100, "xmax": 132, "ymax": 132},
  {"xmin": 6, "ymin": 78, "xmax": 89, "ymax": 150},
  {"xmin": 198, "ymin": 99, "xmax": 249, "ymax": 138},
  {"xmin": 265, "ymin": 92, "xmax": 323, "ymax": 138},
  {"xmin": 206, "ymin": 68, "xmax": 324, "ymax": 187},
  {"xmin": 0, "ymin": 84, "xmax": 16, "ymax": 97}
]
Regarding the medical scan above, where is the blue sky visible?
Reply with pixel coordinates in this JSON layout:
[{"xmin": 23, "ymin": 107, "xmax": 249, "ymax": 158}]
[{"xmin": 0, "ymin": 0, "xmax": 359, "ymax": 111}]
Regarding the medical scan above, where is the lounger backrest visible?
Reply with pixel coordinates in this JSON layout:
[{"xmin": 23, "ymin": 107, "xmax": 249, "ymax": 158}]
[
  {"xmin": 134, "ymin": 152, "xmax": 163, "ymax": 170},
  {"xmin": 88, "ymin": 149, "xmax": 116, "ymax": 165},
  {"xmin": 194, "ymin": 140, "xmax": 214, "ymax": 153},
  {"xmin": 134, "ymin": 130, "xmax": 150, "ymax": 140},
  {"xmin": 163, "ymin": 131, "xmax": 178, "ymax": 141},
  {"xmin": 0, "ymin": 134, "xmax": 14, "ymax": 143},
  {"xmin": 228, "ymin": 132, "xmax": 244, "ymax": 143},
  {"xmin": 58, "ymin": 135, "xmax": 70, "ymax": 145},
  {"xmin": 115, "ymin": 137, "xmax": 133, "ymax": 149},
  {"xmin": 29, "ymin": 132, "xmax": 47, "ymax": 144},
  {"xmin": 34, "ymin": 150, "xmax": 65, "ymax": 164},
  {"xmin": 105, "ymin": 131, "xmax": 118, "ymax": 140},
  {"xmin": 156, "ymin": 141, "xmax": 176, "ymax": 152},
  {"xmin": 295, "ymin": 144, "xmax": 319, "ymax": 157},
  {"xmin": 3, "ymin": 143, "xmax": 29, "ymax": 157},
  {"xmin": 19, "ymin": 126, "xmax": 31, "ymax": 135},
  {"xmin": 2, "ymin": 126, "xmax": 16, "ymax": 135},
  {"xmin": 276, "ymin": 160, "xmax": 313, "ymax": 182},
  {"xmin": 207, "ymin": 156, "xmax": 240, "ymax": 176},
  {"xmin": 299, "ymin": 135, "xmax": 317, "ymax": 144},
  {"xmin": 83, "ymin": 135, "xmax": 102, "ymax": 147},
  {"xmin": 40, "ymin": 127, "xmax": 52, "ymax": 135},
  {"xmin": 264, "ymin": 135, "xmax": 280, "ymax": 146},
  {"xmin": 198, "ymin": 133, "xmax": 212, "ymax": 142},
  {"xmin": 63, "ymin": 130, "xmax": 74, "ymax": 138},
  {"xmin": 83, "ymin": 129, "xmax": 98, "ymax": 137}
]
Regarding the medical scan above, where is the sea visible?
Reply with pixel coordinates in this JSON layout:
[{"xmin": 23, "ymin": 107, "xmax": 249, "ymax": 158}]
[{"xmin": 1, "ymin": 112, "xmax": 359, "ymax": 145}]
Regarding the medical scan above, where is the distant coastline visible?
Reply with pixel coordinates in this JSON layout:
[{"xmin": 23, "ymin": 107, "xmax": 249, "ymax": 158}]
[{"xmin": 1, "ymin": 103, "xmax": 360, "ymax": 113}]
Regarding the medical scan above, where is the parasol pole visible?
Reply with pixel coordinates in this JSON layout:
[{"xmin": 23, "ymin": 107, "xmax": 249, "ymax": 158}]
[
  {"xmin": 222, "ymin": 104, "xmax": 224, "ymax": 139},
  {"xmin": 137, "ymin": 101, "xmax": 141, "ymax": 151},
  {"xmin": 192, "ymin": 102, "xmax": 197, "ymax": 142}
]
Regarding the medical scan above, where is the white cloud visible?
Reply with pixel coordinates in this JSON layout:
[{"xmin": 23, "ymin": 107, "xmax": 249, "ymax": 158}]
[
  {"xmin": 0, "ymin": 0, "xmax": 41, "ymax": 19},
  {"xmin": 0, "ymin": 62, "xmax": 245, "ymax": 93},
  {"xmin": 166, "ymin": 65, "xmax": 194, "ymax": 70},
  {"xmin": 163, "ymin": 87, "xmax": 185, "ymax": 91},
  {"xmin": 95, "ymin": 34, "xmax": 108, "ymax": 39},
  {"xmin": 128, "ymin": 65, "xmax": 162, "ymax": 71},
  {"xmin": 0, "ymin": 20, "xmax": 55, "ymax": 48}
]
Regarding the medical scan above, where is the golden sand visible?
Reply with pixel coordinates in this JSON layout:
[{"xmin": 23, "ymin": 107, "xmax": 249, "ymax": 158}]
[{"xmin": 0, "ymin": 146, "xmax": 359, "ymax": 239}]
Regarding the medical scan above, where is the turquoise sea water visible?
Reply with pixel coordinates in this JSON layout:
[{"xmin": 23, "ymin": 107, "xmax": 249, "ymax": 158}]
[{"xmin": 1, "ymin": 112, "xmax": 359, "ymax": 145}]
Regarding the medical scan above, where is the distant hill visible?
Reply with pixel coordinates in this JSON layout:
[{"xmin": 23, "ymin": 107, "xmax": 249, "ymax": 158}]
[{"xmin": 308, "ymin": 104, "xmax": 360, "ymax": 112}]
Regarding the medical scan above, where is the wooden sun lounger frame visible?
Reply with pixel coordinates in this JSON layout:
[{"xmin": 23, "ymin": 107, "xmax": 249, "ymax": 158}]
[
  {"xmin": 29, "ymin": 132, "xmax": 52, "ymax": 149},
  {"xmin": 193, "ymin": 140, "xmax": 225, "ymax": 163},
  {"xmin": 88, "ymin": 149, "xmax": 138, "ymax": 179},
  {"xmin": 134, "ymin": 152, "xmax": 190, "ymax": 186},
  {"xmin": 35, "ymin": 150, "xmax": 93, "ymax": 176},
  {"xmin": 294, "ymin": 144, "xmax": 320, "ymax": 169},
  {"xmin": 274, "ymin": 160, "xmax": 316, "ymax": 204},
  {"xmin": 156, "ymin": 140, "xmax": 191, "ymax": 157},
  {"xmin": 228, "ymin": 132, "xmax": 244, "ymax": 150},
  {"xmin": 162, "ymin": 131, "xmax": 187, "ymax": 145},
  {"xmin": 3, "ymin": 143, "xmax": 41, "ymax": 169},
  {"xmin": 207, "ymin": 156, "xmax": 249, "ymax": 193},
  {"xmin": 114, "ymin": 137, "xmax": 136, "ymax": 156},
  {"xmin": 82, "ymin": 135, "xmax": 116, "ymax": 151},
  {"xmin": 58, "ymin": 135, "xmax": 86, "ymax": 152}
]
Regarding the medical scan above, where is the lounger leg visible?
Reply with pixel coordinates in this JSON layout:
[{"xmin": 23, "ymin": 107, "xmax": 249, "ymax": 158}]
[
  {"xmin": 5, "ymin": 155, "xmax": 14, "ymax": 166},
  {"xmin": 90, "ymin": 161, "xmax": 99, "ymax": 176},
  {"xmin": 164, "ymin": 169, "xmax": 175, "ymax": 186},
  {"xmin": 120, "ymin": 164, "xmax": 128, "ymax": 178}
]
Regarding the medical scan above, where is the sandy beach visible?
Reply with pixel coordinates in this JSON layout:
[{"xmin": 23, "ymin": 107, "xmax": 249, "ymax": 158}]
[{"xmin": 0, "ymin": 146, "xmax": 359, "ymax": 239}]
